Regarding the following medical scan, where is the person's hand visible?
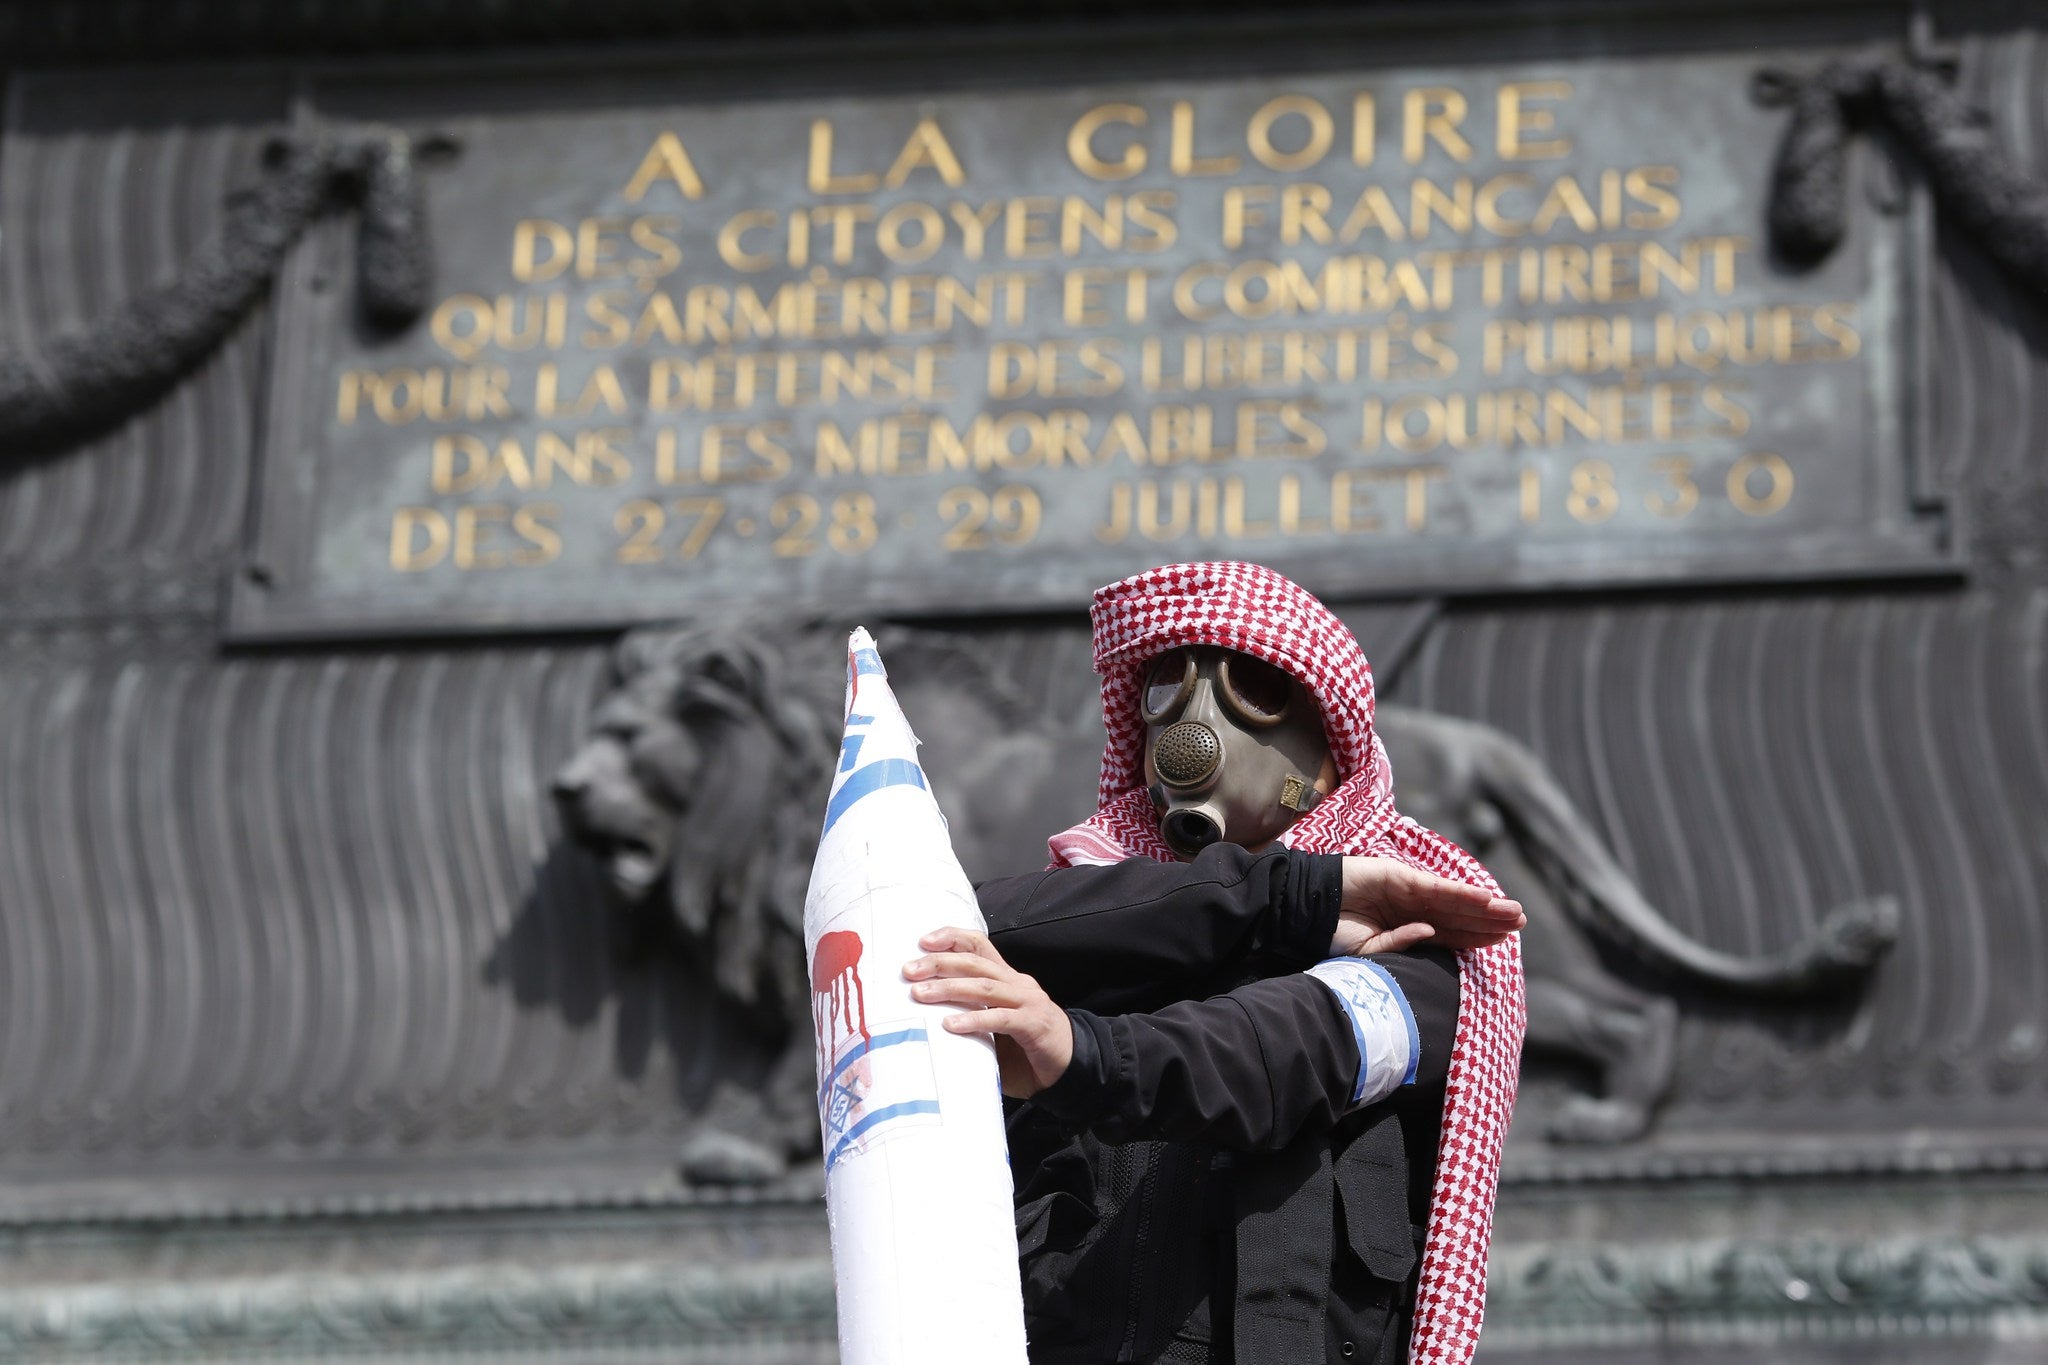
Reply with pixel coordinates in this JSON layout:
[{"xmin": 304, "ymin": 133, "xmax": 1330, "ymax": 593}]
[
  {"xmin": 1332, "ymin": 856, "xmax": 1526, "ymax": 956},
  {"xmin": 904, "ymin": 928, "xmax": 1074, "ymax": 1098}
]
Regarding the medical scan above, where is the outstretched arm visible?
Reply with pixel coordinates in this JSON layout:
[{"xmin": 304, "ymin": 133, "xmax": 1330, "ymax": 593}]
[
  {"xmin": 978, "ymin": 846, "xmax": 1518, "ymax": 1015},
  {"xmin": 976, "ymin": 845, "xmax": 1339, "ymax": 1015},
  {"xmin": 905, "ymin": 928, "xmax": 1460, "ymax": 1152}
]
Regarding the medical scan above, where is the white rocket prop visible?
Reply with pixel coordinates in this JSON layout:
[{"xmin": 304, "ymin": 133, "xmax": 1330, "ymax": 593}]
[{"xmin": 802, "ymin": 629, "xmax": 1029, "ymax": 1365}]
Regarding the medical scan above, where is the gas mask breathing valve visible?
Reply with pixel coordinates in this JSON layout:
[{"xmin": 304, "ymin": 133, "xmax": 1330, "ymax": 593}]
[{"xmin": 1161, "ymin": 807, "xmax": 1223, "ymax": 854}]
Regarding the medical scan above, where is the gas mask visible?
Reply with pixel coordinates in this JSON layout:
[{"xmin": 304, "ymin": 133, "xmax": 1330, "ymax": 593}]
[{"xmin": 1139, "ymin": 646, "xmax": 1335, "ymax": 859}]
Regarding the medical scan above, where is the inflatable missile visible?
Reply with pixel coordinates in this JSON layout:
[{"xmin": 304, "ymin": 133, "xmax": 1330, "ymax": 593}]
[{"xmin": 802, "ymin": 629, "xmax": 1029, "ymax": 1365}]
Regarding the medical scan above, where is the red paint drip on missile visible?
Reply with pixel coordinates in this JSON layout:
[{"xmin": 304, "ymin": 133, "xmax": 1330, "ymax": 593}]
[{"xmin": 811, "ymin": 929, "xmax": 871, "ymax": 1052}]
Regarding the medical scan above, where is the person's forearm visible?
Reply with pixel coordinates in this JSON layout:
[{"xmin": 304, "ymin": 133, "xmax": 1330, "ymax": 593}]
[
  {"xmin": 1032, "ymin": 975, "xmax": 1357, "ymax": 1150},
  {"xmin": 1023, "ymin": 947, "xmax": 1461, "ymax": 1151},
  {"xmin": 976, "ymin": 845, "xmax": 1342, "ymax": 1014}
]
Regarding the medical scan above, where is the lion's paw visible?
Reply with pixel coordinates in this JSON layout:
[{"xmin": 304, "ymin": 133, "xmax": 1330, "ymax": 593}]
[
  {"xmin": 775, "ymin": 1160, "xmax": 828, "ymax": 1201},
  {"xmin": 1621, "ymin": 997, "xmax": 1680, "ymax": 1099},
  {"xmin": 1547, "ymin": 1096, "xmax": 1654, "ymax": 1145},
  {"xmin": 678, "ymin": 1129, "xmax": 788, "ymax": 1186},
  {"xmin": 1811, "ymin": 896, "xmax": 1902, "ymax": 971}
]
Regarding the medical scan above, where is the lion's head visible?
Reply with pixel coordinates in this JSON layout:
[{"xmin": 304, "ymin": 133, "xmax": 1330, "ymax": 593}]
[{"xmin": 550, "ymin": 618, "xmax": 840, "ymax": 1011}]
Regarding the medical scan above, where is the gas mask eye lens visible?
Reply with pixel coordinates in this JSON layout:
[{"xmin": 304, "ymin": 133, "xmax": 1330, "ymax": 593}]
[
  {"xmin": 1141, "ymin": 650, "xmax": 1195, "ymax": 723},
  {"xmin": 1219, "ymin": 653, "xmax": 1291, "ymax": 726}
]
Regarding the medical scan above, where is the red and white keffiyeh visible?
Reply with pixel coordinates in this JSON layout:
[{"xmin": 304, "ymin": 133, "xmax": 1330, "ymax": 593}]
[{"xmin": 1047, "ymin": 561, "xmax": 1525, "ymax": 1365}]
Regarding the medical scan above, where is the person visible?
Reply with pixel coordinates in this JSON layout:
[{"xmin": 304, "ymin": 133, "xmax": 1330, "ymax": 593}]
[{"xmin": 903, "ymin": 561, "xmax": 1528, "ymax": 1365}]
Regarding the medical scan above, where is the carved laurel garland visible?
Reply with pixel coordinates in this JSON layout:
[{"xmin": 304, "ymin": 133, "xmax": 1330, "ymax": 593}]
[
  {"xmin": 1756, "ymin": 56, "xmax": 2048, "ymax": 292},
  {"xmin": 0, "ymin": 130, "xmax": 434, "ymax": 457}
]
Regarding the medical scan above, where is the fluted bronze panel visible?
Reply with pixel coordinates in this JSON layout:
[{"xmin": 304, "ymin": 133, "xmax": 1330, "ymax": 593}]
[
  {"xmin": 0, "ymin": 7, "xmax": 2045, "ymax": 1226},
  {"xmin": 0, "ymin": 633, "xmax": 797, "ymax": 1216},
  {"xmin": 0, "ymin": 81, "xmax": 287, "ymax": 622},
  {"xmin": 1399, "ymin": 588, "xmax": 2048, "ymax": 1156}
]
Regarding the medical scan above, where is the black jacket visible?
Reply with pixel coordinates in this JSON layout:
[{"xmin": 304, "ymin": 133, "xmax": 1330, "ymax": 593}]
[{"xmin": 980, "ymin": 845, "xmax": 1460, "ymax": 1365}]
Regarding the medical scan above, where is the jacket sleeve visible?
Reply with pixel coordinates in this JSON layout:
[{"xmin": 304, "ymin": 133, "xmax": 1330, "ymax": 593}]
[
  {"xmin": 1027, "ymin": 947, "xmax": 1461, "ymax": 1152},
  {"xmin": 975, "ymin": 845, "xmax": 1344, "ymax": 1015}
]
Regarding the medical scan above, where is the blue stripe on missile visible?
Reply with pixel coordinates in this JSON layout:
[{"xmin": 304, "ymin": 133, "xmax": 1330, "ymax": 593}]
[
  {"xmin": 852, "ymin": 648, "xmax": 885, "ymax": 677},
  {"xmin": 821, "ymin": 758, "xmax": 927, "ymax": 836},
  {"xmin": 825, "ymin": 1099, "xmax": 942, "ymax": 1170},
  {"xmin": 838, "ymin": 714, "xmax": 875, "ymax": 772},
  {"xmin": 818, "ymin": 1026, "xmax": 928, "ymax": 1101}
]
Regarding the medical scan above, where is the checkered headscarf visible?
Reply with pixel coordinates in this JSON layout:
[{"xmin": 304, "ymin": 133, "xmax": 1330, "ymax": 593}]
[{"xmin": 1047, "ymin": 561, "xmax": 1525, "ymax": 1365}]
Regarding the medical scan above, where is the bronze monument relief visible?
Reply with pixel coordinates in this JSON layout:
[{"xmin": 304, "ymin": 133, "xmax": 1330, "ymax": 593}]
[{"xmin": 4, "ymin": 3, "xmax": 2047, "ymax": 1359}]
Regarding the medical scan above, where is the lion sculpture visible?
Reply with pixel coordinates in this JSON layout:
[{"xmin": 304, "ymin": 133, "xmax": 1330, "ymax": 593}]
[
  {"xmin": 1377, "ymin": 707, "xmax": 1899, "ymax": 1142},
  {"xmin": 551, "ymin": 618, "xmax": 1900, "ymax": 1180},
  {"xmin": 548, "ymin": 616, "xmax": 1100, "ymax": 1183}
]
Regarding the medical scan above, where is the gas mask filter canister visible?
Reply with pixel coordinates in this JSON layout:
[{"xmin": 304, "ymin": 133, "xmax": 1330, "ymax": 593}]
[{"xmin": 1139, "ymin": 646, "xmax": 1334, "ymax": 859}]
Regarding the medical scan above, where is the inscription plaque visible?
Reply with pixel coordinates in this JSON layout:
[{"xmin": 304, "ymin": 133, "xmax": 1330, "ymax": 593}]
[{"xmin": 236, "ymin": 46, "xmax": 1954, "ymax": 638}]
